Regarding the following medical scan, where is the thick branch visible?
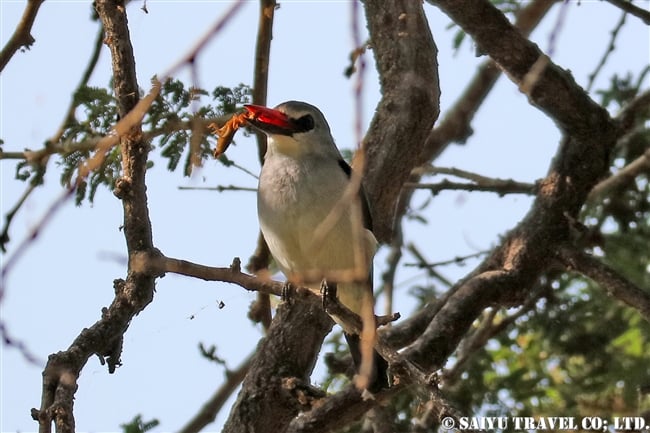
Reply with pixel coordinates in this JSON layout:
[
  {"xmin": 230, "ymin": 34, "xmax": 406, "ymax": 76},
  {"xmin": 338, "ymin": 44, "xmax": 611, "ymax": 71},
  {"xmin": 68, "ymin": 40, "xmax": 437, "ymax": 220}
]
[
  {"xmin": 362, "ymin": 0, "xmax": 440, "ymax": 242},
  {"xmin": 422, "ymin": 0, "xmax": 555, "ymax": 159},
  {"xmin": 402, "ymin": 270, "xmax": 517, "ymax": 369},
  {"xmin": 285, "ymin": 386, "xmax": 382, "ymax": 433},
  {"xmin": 36, "ymin": 2, "xmax": 156, "ymax": 432},
  {"xmin": 400, "ymin": 0, "xmax": 622, "ymax": 372},
  {"xmin": 222, "ymin": 295, "xmax": 334, "ymax": 433},
  {"xmin": 428, "ymin": 0, "xmax": 619, "ymax": 141}
]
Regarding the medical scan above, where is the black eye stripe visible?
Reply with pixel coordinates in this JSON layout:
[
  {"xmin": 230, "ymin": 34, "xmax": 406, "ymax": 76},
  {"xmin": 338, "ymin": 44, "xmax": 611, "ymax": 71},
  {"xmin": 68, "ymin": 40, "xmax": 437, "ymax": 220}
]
[{"xmin": 291, "ymin": 114, "xmax": 315, "ymax": 133}]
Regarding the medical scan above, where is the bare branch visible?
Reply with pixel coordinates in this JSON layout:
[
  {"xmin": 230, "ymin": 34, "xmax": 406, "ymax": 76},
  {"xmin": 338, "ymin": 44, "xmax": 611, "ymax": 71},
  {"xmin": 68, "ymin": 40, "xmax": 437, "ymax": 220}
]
[
  {"xmin": 558, "ymin": 247, "xmax": 650, "ymax": 322},
  {"xmin": 285, "ymin": 385, "xmax": 396, "ymax": 433},
  {"xmin": 250, "ymin": 0, "xmax": 276, "ymax": 162},
  {"xmin": 178, "ymin": 184, "xmax": 256, "ymax": 193},
  {"xmin": 0, "ymin": 181, "xmax": 38, "ymax": 253},
  {"xmin": 586, "ymin": 11, "xmax": 627, "ymax": 92},
  {"xmin": 427, "ymin": 0, "xmax": 619, "ymax": 140},
  {"xmin": 379, "ymin": 223, "xmax": 403, "ymax": 317},
  {"xmin": 588, "ymin": 146, "xmax": 650, "ymax": 201},
  {"xmin": 0, "ymin": 0, "xmax": 45, "ymax": 72},
  {"xmin": 0, "ymin": 26, "xmax": 104, "ymax": 252},
  {"xmin": 605, "ymin": 0, "xmax": 650, "ymax": 24},
  {"xmin": 422, "ymin": 0, "xmax": 555, "ymax": 160},
  {"xmin": 247, "ymin": 0, "xmax": 277, "ymax": 331},
  {"xmin": 406, "ymin": 179, "xmax": 535, "ymax": 197},
  {"xmin": 616, "ymin": 88, "xmax": 650, "ymax": 131},
  {"xmin": 363, "ymin": 0, "xmax": 440, "ymax": 242},
  {"xmin": 35, "ymin": 1, "xmax": 157, "ymax": 430},
  {"xmin": 404, "ymin": 250, "xmax": 489, "ymax": 270},
  {"xmin": 163, "ymin": 0, "xmax": 246, "ymax": 78},
  {"xmin": 150, "ymin": 254, "xmax": 284, "ymax": 297},
  {"xmin": 0, "ymin": 321, "xmax": 43, "ymax": 366},
  {"xmin": 402, "ymin": 269, "xmax": 518, "ymax": 370},
  {"xmin": 395, "ymin": 0, "xmax": 622, "ymax": 373},
  {"xmin": 405, "ymin": 243, "xmax": 453, "ymax": 288},
  {"xmin": 178, "ymin": 354, "xmax": 254, "ymax": 433}
]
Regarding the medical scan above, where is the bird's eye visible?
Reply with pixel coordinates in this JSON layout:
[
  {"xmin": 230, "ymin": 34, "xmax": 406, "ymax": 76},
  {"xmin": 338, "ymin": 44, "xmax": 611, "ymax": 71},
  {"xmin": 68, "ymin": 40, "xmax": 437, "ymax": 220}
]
[{"xmin": 293, "ymin": 114, "xmax": 315, "ymax": 132}]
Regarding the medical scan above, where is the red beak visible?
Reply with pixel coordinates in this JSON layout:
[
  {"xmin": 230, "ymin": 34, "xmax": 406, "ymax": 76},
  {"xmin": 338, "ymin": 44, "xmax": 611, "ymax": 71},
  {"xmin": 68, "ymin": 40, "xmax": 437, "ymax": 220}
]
[{"xmin": 244, "ymin": 104, "xmax": 293, "ymax": 132}]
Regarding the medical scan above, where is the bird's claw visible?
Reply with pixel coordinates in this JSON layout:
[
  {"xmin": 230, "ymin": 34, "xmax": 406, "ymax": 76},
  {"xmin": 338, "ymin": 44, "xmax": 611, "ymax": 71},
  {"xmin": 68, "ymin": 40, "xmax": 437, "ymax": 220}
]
[
  {"xmin": 320, "ymin": 279, "xmax": 338, "ymax": 311},
  {"xmin": 281, "ymin": 281, "xmax": 296, "ymax": 304}
]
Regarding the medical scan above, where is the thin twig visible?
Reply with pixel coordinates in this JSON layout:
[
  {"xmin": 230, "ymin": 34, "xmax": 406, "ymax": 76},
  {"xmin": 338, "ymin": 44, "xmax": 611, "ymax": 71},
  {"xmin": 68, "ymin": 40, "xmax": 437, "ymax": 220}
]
[
  {"xmin": 51, "ymin": 26, "xmax": 105, "ymax": 144},
  {"xmin": 247, "ymin": 0, "xmax": 277, "ymax": 332},
  {"xmin": 404, "ymin": 250, "xmax": 489, "ymax": 269},
  {"xmin": 443, "ymin": 287, "xmax": 542, "ymax": 385},
  {"xmin": 0, "ymin": 26, "xmax": 104, "ymax": 252},
  {"xmin": 545, "ymin": 0, "xmax": 570, "ymax": 58},
  {"xmin": 0, "ymin": 182, "xmax": 38, "ymax": 253},
  {"xmin": 0, "ymin": 321, "xmax": 43, "ymax": 366},
  {"xmin": 406, "ymin": 243, "xmax": 453, "ymax": 288},
  {"xmin": 558, "ymin": 247, "xmax": 650, "ymax": 322},
  {"xmin": 411, "ymin": 166, "xmax": 537, "ymax": 196},
  {"xmin": 162, "ymin": 0, "xmax": 245, "ymax": 79},
  {"xmin": 379, "ymin": 223, "xmax": 403, "ymax": 318},
  {"xmin": 406, "ymin": 179, "xmax": 536, "ymax": 196},
  {"xmin": 178, "ymin": 353, "xmax": 254, "ymax": 433},
  {"xmin": 178, "ymin": 185, "xmax": 256, "ymax": 193},
  {"xmin": 586, "ymin": 11, "xmax": 627, "ymax": 92}
]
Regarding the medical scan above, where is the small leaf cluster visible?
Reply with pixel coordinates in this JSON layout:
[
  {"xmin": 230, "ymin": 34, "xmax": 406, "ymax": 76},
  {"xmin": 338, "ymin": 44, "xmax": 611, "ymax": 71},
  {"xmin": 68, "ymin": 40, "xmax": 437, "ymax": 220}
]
[
  {"xmin": 146, "ymin": 79, "xmax": 251, "ymax": 176},
  {"xmin": 120, "ymin": 414, "xmax": 160, "ymax": 433},
  {"xmin": 23, "ymin": 79, "xmax": 251, "ymax": 204}
]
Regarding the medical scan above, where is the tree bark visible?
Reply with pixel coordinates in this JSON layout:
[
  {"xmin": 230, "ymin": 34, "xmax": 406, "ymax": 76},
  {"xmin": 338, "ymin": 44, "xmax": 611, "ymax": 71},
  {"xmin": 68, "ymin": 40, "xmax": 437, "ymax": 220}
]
[
  {"xmin": 362, "ymin": 0, "xmax": 441, "ymax": 243},
  {"xmin": 222, "ymin": 294, "xmax": 333, "ymax": 433}
]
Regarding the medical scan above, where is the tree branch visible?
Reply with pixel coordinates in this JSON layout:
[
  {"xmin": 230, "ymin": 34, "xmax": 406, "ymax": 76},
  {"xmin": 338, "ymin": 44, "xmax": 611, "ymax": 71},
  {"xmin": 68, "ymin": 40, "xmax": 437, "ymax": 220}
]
[
  {"xmin": 285, "ymin": 386, "xmax": 387, "ymax": 433},
  {"xmin": 422, "ymin": 0, "xmax": 555, "ymax": 160},
  {"xmin": 0, "ymin": 25, "xmax": 104, "ymax": 252},
  {"xmin": 605, "ymin": 0, "xmax": 650, "ymax": 25},
  {"xmin": 406, "ymin": 179, "xmax": 535, "ymax": 197},
  {"xmin": 397, "ymin": 0, "xmax": 622, "ymax": 373},
  {"xmin": 402, "ymin": 269, "xmax": 518, "ymax": 369},
  {"xmin": 0, "ymin": 0, "xmax": 45, "ymax": 72},
  {"xmin": 586, "ymin": 11, "xmax": 627, "ymax": 92},
  {"xmin": 587, "ymin": 146, "xmax": 650, "ymax": 201},
  {"xmin": 558, "ymin": 247, "xmax": 650, "ymax": 322},
  {"xmin": 362, "ymin": 0, "xmax": 441, "ymax": 242},
  {"xmin": 178, "ymin": 353, "xmax": 254, "ymax": 433},
  {"xmin": 162, "ymin": 0, "xmax": 246, "ymax": 78},
  {"xmin": 35, "ymin": 2, "xmax": 156, "ymax": 431},
  {"xmin": 222, "ymin": 294, "xmax": 334, "ymax": 433},
  {"xmin": 247, "ymin": 0, "xmax": 277, "ymax": 331}
]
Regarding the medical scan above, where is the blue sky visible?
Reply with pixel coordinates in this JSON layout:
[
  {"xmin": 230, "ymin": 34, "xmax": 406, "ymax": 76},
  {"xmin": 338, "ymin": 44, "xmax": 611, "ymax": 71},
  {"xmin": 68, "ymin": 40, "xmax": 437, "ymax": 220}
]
[{"xmin": 1, "ymin": 0, "xmax": 648, "ymax": 431}]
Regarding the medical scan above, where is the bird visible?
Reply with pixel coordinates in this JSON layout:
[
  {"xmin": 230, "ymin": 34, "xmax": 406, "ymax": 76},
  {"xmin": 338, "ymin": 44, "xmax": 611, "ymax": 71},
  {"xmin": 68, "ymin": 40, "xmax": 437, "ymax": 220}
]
[{"xmin": 244, "ymin": 100, "xmax": 389, "ymax": 392}]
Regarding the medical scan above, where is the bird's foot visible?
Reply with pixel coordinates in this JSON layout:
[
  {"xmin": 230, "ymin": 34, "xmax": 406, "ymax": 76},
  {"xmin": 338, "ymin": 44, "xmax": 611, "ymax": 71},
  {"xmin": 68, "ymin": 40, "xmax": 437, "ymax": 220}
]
[
  {"xmin": 320, "ymin": 279, "xmax": 338, "ymax": 311},
  {"xmin": 376, "ymin": 312, "xmax": 401, "ymax": 327},
  {"xmin": 281, "ymin": 281, "xmax": 296, "ymax": 304}
]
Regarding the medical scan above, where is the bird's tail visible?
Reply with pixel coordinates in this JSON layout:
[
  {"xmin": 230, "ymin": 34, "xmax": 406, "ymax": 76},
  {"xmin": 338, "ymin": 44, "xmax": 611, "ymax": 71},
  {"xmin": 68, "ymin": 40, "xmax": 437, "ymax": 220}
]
[{"xmin": 344, "ymin": 332, "xmax": 389, "ymax": 393}]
